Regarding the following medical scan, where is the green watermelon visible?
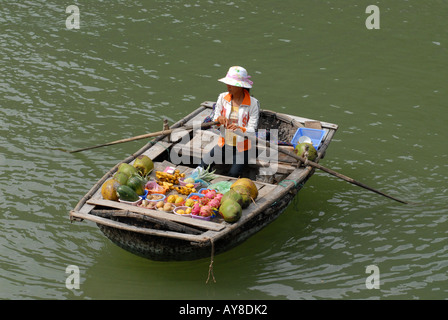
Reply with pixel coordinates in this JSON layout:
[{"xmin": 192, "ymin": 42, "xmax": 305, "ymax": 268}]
[{"xmin": 126, "ymin": 175, "xmax": 146, "ymax": 195}]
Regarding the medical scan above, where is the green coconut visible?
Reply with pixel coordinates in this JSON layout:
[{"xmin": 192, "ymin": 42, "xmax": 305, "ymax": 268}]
[
  {"xmin": 231, "ymin": 178, "xmax": 258, "ymax": 200},
  {"xmin": 133, "ymin": 155, "xmax": 154, "ymax": 177},
  {"xmin": 219, "ymin": 199, "xmax": 242, "ymax": 223},
  {"xmin": 294, "ymin": 142, "xmax": 317, "ymax": 162},
  {"xmin": 113, "ymin": 171, "xmax": 129, "ymax": 185},
  {"xmin": 117, "ymin": 163, "xmax": 139, "ymax": 178},
  {"xmin": 221, "ymin": 189, "xmax": 243, "ymax": 207},
  {"xmin": 230, "ymin": 185, "xmax": 252, "ymax": 209}
]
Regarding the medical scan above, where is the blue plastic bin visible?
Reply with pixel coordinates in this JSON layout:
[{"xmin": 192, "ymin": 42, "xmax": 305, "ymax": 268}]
[{"xmin": 291, "ymin": 127, "xmax": 325, "ymax": 149}]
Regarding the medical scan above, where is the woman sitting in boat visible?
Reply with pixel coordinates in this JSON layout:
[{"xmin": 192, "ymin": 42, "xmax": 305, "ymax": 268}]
[{"xmin": 200, "ymin": 66, "xmax": 260, "ymax": 178}]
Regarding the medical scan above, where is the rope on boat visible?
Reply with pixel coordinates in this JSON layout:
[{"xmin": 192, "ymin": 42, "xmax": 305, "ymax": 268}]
[
  {"xmin": 206, "ymin": 238, "xmax": 216, "ymax": 284},
  {"xmin": 278, "ymin": 179, "xmax": 298, "ymax": 188}
]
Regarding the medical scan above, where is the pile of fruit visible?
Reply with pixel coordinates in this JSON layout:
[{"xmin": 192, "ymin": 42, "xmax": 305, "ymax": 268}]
[
  {"xmin": 100, "ymin": 156, "xmax": 260, "ymax": 224},
  {"xmin": 155, "ymin": 170, "xmax": 184, "ymax": 185},
  {"xmin": 166, "ymin": 194, "xmax": 186, "ymax": 205},
  {"xmin": 174, "ymin": 184, "xmax": 197, "ymax": 195},
  {"xmin": 218, "ymin": 178, "xmax": 259, "ymax": 223},
  {"xmin": 146, "ymin": 194, "xmax": 165, "ymax": 201},
  {"xmin": 139, "ymin": 194, "xmax": 186, "ymax": 212},
  {"xmin": 155, "ymin": 170, "xmax": 198, "ymax": 195},
  {"xmin": 140, "ymin": 199, "xmax": 176, "ymax": 212},
  {"xmin": 189, "ymin": 189, "xmax": 223, "ymax": 219},
  {"xmin": 175, "ymin": 178, "xmax": 259, "ymax": 223},
  {"xmin": 145, "ymin": 180, "xmax": 167, "ymax": 194},
  {"xmin": 101, "ymin": 155, "xmax": 154, "ymax": 202},
  {"xmin": 174, "ymin": 207, "xmax": 192, "ymax": 215},
  {"xmin": 182, "ymin": 165, "xmax": 217, "ymax": 186}
]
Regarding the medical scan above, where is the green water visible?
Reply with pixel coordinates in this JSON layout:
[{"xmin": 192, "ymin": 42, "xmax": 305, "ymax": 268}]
[{"xmin": 1, "ymin": 0, "xmax": 447, "ymax": 300}]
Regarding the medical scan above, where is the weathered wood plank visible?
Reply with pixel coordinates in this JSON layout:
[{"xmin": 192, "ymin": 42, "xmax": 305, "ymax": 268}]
[
  {"xmin": 86, "ymin": 198, "xmax": 226, "ymax": 231},
  {"xmin": 256, "ymin": 184, "xmax": 277, "ymax": 200},
  {"xmin": 70, "ymin": 210, "xmax": 213, "ymax": 242},
  {"xmin": 142, "ymin": 140, "xmax": 173, "ymax": 162},
  {"xmin": 90, "ymin": 209, "xmax": 202, "ymax": 235}
]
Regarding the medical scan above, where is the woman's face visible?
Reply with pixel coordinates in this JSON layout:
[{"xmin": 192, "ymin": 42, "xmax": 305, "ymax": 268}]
[{"xmin": 226, "ymin": 85, "xmax": 244, "ymax": 96}]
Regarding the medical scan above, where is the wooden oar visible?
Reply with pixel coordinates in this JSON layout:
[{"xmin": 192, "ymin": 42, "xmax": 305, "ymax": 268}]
[
  {"xmin": 65, "ymin": 121, "xmax": 219, "ymax": 153},
  {"xmin": 235, "ymin": 130, "xmax": 410, "ymax": 205}
]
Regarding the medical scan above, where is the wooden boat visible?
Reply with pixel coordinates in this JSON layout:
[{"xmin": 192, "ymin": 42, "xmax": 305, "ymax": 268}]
[{"xmin": 69, "ymin": 101, "xmax": 338, "ymax": 261}]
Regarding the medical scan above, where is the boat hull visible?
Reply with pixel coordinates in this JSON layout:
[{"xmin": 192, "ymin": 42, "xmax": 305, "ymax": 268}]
[{"xmin": 97, "ymin": 174, "xmax": 310, "ymax": 261}]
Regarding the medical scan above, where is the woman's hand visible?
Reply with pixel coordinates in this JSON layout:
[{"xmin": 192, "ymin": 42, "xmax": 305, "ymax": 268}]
[
  {"xmin": 217, "ymin": 116, "xmax": 227, "ymax": 126},
  {"xmin": 226, "ymin": 123, "xmax": 239, "ymax": 130}
]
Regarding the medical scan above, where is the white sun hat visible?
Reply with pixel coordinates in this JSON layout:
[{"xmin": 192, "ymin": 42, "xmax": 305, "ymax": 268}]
[{"xmin": 218, "ymin": 66, "xmax": 253, "ymax": 88}]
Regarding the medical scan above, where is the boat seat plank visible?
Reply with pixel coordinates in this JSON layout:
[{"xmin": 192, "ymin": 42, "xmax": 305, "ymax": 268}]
[
  {"xmin": 86, "ymin": 199, "xmax": 226, "ymax": 232},
  {"xmin": 183, "ymin": 109, "xmax": 213, "ymax": 126},
  {"xmin": 77, "ymin": 202, "xmax": 96, "ymax": 216},
  {"xmin": 70, "ymin": 210, "xmax": 215, "ymax": 243},
  {"xmin": 142, "ymin": 140, "xmax": 173, "ymax": 161},
  {"xmin": 255, "ymin": 184, "xmax": 277, "ymax": 200}
]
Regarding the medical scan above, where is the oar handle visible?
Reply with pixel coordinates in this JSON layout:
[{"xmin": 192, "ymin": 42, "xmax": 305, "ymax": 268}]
[{"xmin": 68, "ymin": 120, "xmax": 219, "ymax": 153}]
